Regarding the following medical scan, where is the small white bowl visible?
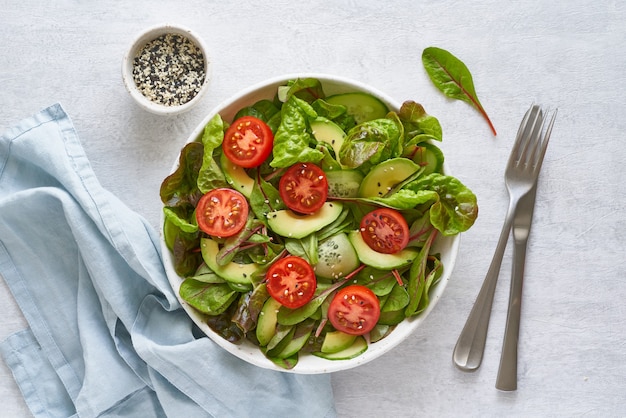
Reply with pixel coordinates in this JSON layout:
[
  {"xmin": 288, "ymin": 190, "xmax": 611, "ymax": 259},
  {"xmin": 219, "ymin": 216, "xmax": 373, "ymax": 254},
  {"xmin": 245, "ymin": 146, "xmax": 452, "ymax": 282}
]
[
  {"xmin": 122, "ymin": 24, "xmax": 211, "ymax": 115},
  {"xmin": 161, "ymin": 74, "xmax": 461, "ymax": 373}
]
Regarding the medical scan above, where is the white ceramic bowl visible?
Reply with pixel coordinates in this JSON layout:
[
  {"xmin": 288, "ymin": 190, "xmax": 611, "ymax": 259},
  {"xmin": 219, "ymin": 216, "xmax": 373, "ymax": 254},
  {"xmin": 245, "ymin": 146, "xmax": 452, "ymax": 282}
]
[
  {"xmin": 161, "ymin": 74, "xmax": 460, "ymax": 373},
  {"xmin": 122, "ymin": 24, "xmax": 211, "ymax": 115}
]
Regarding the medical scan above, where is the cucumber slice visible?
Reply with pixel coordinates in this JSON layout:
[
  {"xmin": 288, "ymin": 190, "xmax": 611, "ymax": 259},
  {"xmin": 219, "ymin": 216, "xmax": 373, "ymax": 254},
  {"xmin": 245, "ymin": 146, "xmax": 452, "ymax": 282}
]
[
  {"xmin": 315, "ymin": 232, "xmax": 360, "ymax": 280},
  {"xmin": 313, "ymin": 336, "xmax": 368, "ymax": 360},
  {"xmin": 405, "ymin": 142, "xmax": 444, "ymax": 176},
  {"xmin": 267, "ymin": 202, "xmax": 343, "ymax": 239},
  {"xmin": 326, "ymin": 92, "xmax": 389, "ymax": 124},
  {"xmin": 348, "ymin": 231, "xmax": 418, "ymax": 270},
  {"xmin": 325, "ymin": 169, "xmax": 363, "ymax": 198}
]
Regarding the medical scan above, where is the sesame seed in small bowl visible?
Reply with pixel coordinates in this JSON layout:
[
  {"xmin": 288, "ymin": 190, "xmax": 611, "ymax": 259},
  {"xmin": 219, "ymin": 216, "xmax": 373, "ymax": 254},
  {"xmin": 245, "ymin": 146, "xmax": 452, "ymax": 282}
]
[{"xmin": 122, "ymin": 24, "xmax": 211, "ymax": 115}]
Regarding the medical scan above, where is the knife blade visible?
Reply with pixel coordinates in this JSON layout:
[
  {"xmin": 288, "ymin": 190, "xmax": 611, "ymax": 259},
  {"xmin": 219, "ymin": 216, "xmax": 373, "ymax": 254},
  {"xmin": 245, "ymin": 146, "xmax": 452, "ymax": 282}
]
[{"xmin": 495, "ymin": 182, "xmax": 538, "ymax": 391}]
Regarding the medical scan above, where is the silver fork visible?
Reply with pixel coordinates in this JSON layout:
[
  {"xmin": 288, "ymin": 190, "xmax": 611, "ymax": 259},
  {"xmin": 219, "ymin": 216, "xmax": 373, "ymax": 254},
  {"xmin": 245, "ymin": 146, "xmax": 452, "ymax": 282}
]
[
  {"xmin": 496, "ymin": 109, "xmax": 557, "ymax": 390},
  {"xmin": 453, "ymin": 105, "xmax": 554, "ymax": 372}
]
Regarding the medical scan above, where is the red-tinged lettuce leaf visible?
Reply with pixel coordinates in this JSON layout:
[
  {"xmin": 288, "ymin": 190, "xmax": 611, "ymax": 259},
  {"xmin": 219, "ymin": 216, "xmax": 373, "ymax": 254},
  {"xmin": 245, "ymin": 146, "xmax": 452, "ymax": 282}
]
[{"xmin": 159, "ymin": 141, "xmax": 204, "ymax": 206}]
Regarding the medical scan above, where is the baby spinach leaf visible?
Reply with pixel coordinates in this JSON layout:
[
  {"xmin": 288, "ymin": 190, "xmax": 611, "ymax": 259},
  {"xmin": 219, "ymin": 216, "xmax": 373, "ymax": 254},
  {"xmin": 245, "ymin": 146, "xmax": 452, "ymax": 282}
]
[
  {"xmin": 189, "ymin": 263, "xmax": 225, "ymax": 284},
  {"xmin": 422, "ymin": 47, "xmax": 496, "ymax": 136},
  {"xmin": 381, "ymin": 283, "xmax": 410, "ymax": 312},
  {"xmin": 249, "ymin": 174, "xmax": 285, "ymax": 222},
  {"xmin": 179, "ymin": 279, "xmax": 238, "ymax": 316},
  {"xmin": 270, "ymin": 96, "xmax": 324, "ymax": 168},
  {"xmin": 405, "ymin": 230, "xmax": 438, "ymax": 317},
  {"xmin": 284, "ymin": 233, "xmax": 319, "ymax": 265}
]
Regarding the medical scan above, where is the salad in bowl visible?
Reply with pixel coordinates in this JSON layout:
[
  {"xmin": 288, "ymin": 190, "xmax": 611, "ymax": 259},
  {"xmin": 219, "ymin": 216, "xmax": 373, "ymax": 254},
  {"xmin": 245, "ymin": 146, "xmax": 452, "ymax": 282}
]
[{"xmin": 160, "ymin": 74, "xmax": 478, "ymax": 373}]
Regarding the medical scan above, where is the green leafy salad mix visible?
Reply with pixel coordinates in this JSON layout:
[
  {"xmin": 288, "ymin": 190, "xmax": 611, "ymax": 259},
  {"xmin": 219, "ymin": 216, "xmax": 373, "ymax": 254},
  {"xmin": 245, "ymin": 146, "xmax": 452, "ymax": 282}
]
[{"xmin": 160, "ymin": 77, "xmax": 478, "ymax": 369}]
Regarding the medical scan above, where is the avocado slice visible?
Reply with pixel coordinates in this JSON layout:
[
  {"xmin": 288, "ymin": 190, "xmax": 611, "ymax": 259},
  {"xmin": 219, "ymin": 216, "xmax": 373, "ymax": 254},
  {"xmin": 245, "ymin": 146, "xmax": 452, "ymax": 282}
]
[
  {"xmin": 313, "ymin": 336, "xmax": 368, "ymax": 360},
  {"xmin": 256, "ymin": 297, "xmax": 282, "ymax": 346},
  {"xmin": 200, "ymin": 238, "xmax": 259, "ymax": 287},
  {"xmin": 266, "ymin": 202, "xmax": 343, "ymax": 239},
  {"xmin": 358, "ymin": 157, "xmax": 421, "ymax": 198},
  {"xmin": 348, "ymin": 231, "xmax": 418, "ymax": 270},
  {"xmin": 310, "ymin": 117, "xmax": 346, "ymax": 158},
  {"xmin": 221, "ymin": 153, "xmax": 255, "ymax": 198},
  {"xmin": 320, "ymin": 330, "xmax": 357, "ymax": 354}
]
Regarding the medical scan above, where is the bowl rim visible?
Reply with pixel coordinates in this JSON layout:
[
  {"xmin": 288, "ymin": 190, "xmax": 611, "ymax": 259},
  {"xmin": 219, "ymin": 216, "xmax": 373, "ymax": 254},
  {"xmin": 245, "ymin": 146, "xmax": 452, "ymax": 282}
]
[
  {"xmin": 160, "ymin": 73, "xmax": 461, "ymax": 373},
  {"xmin": 121, "ymin": 23, "xmax": 212, "ymax": 115}
]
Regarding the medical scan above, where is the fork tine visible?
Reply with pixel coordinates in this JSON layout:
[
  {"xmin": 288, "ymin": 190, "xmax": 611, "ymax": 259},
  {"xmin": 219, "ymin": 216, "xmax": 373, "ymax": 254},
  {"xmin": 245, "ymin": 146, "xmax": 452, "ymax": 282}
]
[
  {"xmin": 512, "ymin": 105, "xmax": 542, "ymax": 164},
  {"xmin": 523, "ymin": 108, "xmax": 545, "ymax": 166},
  {"xmin": 533, "ymin": 108, "xmax": 558, "ymax": 173}
]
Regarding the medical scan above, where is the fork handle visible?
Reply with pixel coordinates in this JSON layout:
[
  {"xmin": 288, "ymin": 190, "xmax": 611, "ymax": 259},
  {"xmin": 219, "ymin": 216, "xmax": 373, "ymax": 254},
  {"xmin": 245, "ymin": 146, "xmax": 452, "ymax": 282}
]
[
  {"xmin": 453, "ymin": 201, "xmax": 515, "ymax": 372},
  {"xmin": 495, "ymin": 236, "xmax": 527, "ymax": 390}
]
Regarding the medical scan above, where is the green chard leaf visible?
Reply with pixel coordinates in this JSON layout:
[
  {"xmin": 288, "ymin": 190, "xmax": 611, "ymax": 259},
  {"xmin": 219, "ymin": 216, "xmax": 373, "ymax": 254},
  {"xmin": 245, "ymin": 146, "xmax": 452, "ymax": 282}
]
[{"xmin": 422, "ymin": 47, "xmax": 496, "ymax": 136}]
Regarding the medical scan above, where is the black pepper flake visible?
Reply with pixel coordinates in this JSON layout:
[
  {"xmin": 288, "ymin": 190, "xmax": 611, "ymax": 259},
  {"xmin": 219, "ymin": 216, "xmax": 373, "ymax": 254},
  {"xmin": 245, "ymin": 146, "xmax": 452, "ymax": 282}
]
[{"xmin": 132, "ymin": 33, "xmax": 206, "ymax": 107}]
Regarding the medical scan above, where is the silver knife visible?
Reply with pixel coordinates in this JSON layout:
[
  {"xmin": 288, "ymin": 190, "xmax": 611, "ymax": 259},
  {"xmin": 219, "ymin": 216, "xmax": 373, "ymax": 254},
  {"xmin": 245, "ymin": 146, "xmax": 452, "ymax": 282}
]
[{"xmin": 495, "ymin": 182, "xmax": 538, "ymax": 391}]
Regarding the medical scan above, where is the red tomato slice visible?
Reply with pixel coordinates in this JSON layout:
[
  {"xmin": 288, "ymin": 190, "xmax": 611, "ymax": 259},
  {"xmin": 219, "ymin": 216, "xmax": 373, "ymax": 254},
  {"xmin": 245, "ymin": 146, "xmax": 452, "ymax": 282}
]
[
  {"xmin": 360, "ymin": 208, "xmax": 409, "ymax": 254},
  {"xmin": 223, "ymin": 116, "xmax": 273, "ymax": 168},
  {"xmin": 328, "ymin": 285, "xmax": 380, "ymax": 335},
  {"xmin": 266, "ymin": 256, "xmax": 317, "ymax": 309},
  {"xmin": 278, "ymin": 163, "xmax": 328, "ymax": 214},
  {"xmin": 196, "ymin": 188, "xmax": 249, "ymax": 237}
]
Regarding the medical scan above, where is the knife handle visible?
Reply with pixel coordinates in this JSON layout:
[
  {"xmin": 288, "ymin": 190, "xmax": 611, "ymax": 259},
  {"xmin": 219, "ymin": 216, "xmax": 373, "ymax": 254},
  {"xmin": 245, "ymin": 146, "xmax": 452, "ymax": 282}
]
[
  {"xmin": 452, "ymin": 204, "xmax": 515, "ymax": 372},
  {"xmin": 495, "ymin": 239, "xmax": 527, "ymax": 391}
]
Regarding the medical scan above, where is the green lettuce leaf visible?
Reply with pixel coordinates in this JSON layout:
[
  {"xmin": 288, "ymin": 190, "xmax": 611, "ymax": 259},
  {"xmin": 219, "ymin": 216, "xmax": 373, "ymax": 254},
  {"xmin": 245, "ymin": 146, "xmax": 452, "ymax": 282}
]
[
  {"xmin": 270, "ymin": 96, "xmax": 324, "ymax": 168},
  {"xmin": 197, "ymin": 114, "xmax": 229, "ymax": 193},
  {"xmin": 405, "ymin": 173, "xmax": 478, "ymax": 235}
]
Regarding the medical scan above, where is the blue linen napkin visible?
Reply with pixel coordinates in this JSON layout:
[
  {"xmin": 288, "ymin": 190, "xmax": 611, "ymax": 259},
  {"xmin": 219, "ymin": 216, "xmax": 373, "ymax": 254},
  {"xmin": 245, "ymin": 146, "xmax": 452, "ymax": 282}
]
[{"xmin": 0, "ymin": 104, "xmax": 337, "ymax": 418}]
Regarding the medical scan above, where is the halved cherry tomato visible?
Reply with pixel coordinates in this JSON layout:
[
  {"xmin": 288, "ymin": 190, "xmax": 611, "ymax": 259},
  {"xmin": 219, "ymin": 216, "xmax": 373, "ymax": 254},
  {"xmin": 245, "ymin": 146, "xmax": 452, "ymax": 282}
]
[
  {"xmin": 328, "ymin": 285, "xmax": 380, "ymax": 335},
  {"xmin": 360, "ymin": 208, "xmax": 409, "ymax": 254},
  {"xmin": 266, "ymin": 256, "xmax": 317, "ymax": 309},
  {"xmin": 196, "ymin": 188, "xmax": 249, "ymax": 237},
  {"xmin": 223, "ymin": 116, "xmax": 274, "ymax": 168},
  {"xmin": 279, "ymin": 163, "xmax": 328, "ymax": 214}
]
